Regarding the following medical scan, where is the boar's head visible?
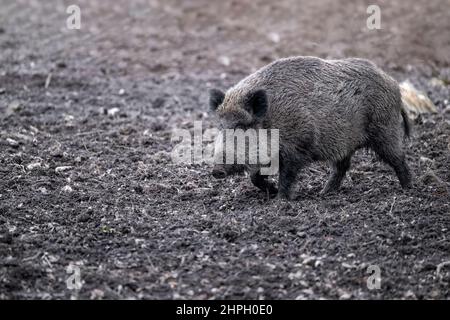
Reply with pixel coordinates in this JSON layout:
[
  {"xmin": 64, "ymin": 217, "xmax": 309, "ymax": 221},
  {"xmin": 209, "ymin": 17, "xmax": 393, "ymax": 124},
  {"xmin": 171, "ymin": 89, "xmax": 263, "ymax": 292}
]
[{"xmin": 209, "ymin": 88, "xmax": 268, "ymax": 130}]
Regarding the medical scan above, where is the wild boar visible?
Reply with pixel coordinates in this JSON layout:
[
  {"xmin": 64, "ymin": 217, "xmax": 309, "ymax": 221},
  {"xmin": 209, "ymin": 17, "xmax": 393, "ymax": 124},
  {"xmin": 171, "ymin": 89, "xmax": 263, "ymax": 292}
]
[{"xmin": 209, "ymin": 56, "xmax": 412, "ymax": 200}]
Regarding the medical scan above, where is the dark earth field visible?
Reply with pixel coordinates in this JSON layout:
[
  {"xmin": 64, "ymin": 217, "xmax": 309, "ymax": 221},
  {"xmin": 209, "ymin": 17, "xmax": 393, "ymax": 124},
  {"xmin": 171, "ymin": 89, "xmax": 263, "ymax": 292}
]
[{"xmin": 0, "ymin": 0, "xmax": 449, "ymax": 299}]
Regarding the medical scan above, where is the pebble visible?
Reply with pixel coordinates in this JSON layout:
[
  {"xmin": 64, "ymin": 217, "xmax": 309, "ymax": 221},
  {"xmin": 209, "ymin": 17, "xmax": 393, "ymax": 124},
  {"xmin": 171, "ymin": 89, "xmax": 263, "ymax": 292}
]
[
  {"xmin": 419, "ymin": 156, "xmax": 433, "ymax": 165},
  {"xmin": 342, "ymin": 262, "xmax": 355, "ymax": 269},
  {"xmin": 218, "ymin": 56, "xmax": 230, "ymax": 66},
  {"xmin": 302, "ymin": 288, "xmax": 314, "ymax": 296},
  {"xmin": 403, "ymin": 290, "xmax": 416, "ymax": 299},
  {"xmin": 6, "ymin": 138, "xmax": 19, "ymax": 147},
  {"xmin": 39, "ymin": 187, "xmax": 48, "ymax": 194},
  {"xmin": 339, "ymin": 292, "xmax": 352, "ymax": 300},
  {"xmin": 268, "ymin": 32, "xmax": 280, "ymax": 43},
  {"xmin": 61, "ymin": 185, "xmax": 73, "ymax": 193},
  {"xmin": 90, "ymin": 289, "xmax": 104, "ymax": 300},
  {"xmin": 27, "ymin": 162, "xmax": 41, "ymax": 170},
  {"xmin": 107, "ymin": 107, "xmax": 120, "ymax": 116},
  {"xmin": 55, "ymin": 166, "xmax": 72, "ymax": 173},
  {"xmin": 77, "ymin": 213, "xmax": 90, "ymax": 222}
]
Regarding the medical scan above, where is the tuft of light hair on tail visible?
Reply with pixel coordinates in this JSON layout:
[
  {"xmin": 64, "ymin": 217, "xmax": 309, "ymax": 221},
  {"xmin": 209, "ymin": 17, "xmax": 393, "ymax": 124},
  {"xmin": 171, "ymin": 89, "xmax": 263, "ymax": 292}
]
[{"xmin": 400, "ymin": 80, "xmax": 437, "ymax": 119}]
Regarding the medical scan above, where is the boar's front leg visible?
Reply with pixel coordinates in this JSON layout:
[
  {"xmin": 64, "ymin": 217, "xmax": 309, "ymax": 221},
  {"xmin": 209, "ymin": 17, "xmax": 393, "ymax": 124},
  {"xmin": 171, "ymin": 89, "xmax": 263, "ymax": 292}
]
[
  {"xmin": 250, "ymin": 169, "xmax": 278, "ymax": 195},
  {"xmin": 321, "ymin": 155, "xmax": 352, "ymax": 194},
  {"xmin": 277, "ymin": 158, "xmax": 302, "ymax": 200}
]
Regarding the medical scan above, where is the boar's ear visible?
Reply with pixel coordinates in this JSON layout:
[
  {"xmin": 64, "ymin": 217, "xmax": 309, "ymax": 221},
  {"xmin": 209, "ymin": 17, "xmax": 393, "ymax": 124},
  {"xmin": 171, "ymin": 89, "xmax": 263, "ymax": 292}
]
[
  {"xmin": 209, "ymin": 89, "xmax": 225, "ymax": 112},
  {"xmin": 247, "ymin": 89, "xmax": 268, "ymax": 118}
]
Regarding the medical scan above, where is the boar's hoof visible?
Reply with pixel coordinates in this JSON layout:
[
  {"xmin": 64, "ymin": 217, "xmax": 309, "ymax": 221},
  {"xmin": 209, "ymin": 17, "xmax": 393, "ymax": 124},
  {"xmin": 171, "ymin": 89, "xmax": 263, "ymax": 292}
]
[
  {"xmin": 277, "ymin": 191, "xmax": 294, "ymax": 201},
  {"xmin": 320, "ymin": 186, "xmax": 338, "ymax": 196},
  {"xmin": 259, "ymin": 183, "xmax": 278, "ymax": 198},
  {"xmin": 401, "ymin": 180, "xmax": 413, "ymax": 189},
  {"xmin": 265, "ymin": 183, "xmax": 278, "ymax": 195}
]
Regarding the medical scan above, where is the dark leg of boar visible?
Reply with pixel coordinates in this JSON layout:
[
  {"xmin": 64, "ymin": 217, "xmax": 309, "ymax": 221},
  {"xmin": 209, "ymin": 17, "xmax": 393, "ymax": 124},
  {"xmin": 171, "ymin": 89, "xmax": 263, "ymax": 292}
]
[
  {"xmin": 370, "ymin": 128, "xmax": 412, "ymax": 189},
  {"xmin": 321, "ymin": 155, "xmax": 352, "ymax": 194},
  {"xmin": 278, "ymin": 157, "xmax": 308, "ymax": 200},
  {"xmin": 373, "ymin": 142, "xmax": 412, "ymax": 188},
  {"xmin": 250, "ymin": 169, "xmax": 278, "ymax": 195}
]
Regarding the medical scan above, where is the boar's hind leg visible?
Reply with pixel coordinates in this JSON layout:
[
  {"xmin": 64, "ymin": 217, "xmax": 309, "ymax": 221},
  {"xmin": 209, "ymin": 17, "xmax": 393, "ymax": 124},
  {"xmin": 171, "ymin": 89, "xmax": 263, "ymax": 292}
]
[
  {"xmin": 372, "ymin": 140, "xmax": 412, "ymax": 189},
  {"xmin": 321, "ymin": 155, "xmax": 352, "ymax": 194},
  {"xmin": 250, "ymin": 169, "xmax": 278, "ymax": 195}
]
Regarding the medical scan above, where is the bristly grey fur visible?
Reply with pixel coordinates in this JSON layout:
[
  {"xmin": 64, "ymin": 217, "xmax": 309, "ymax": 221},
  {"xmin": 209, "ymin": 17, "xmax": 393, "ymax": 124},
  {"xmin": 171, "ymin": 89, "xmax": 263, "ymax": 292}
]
[{"xmin": 210, "ymin": 56, "xmax": 412, "ymax": 199}]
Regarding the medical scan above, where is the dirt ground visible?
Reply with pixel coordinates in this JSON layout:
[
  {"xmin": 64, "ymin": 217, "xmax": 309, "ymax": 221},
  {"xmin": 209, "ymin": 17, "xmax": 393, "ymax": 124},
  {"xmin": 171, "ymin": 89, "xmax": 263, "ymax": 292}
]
[{"xmin": 0, "ymin": 0, "xmax": 449, "ymax": 299}]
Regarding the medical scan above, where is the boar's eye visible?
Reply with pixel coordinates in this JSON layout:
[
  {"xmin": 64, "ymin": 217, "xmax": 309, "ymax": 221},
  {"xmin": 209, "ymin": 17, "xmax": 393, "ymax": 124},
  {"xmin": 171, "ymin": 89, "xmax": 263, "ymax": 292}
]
[
  {"xmin": 246, "ymin": 89, "xmax": 268, "ymax": 118},
  {"xmin": 209, "ymin": 88, "xmax": 225, "ymax": 112}
]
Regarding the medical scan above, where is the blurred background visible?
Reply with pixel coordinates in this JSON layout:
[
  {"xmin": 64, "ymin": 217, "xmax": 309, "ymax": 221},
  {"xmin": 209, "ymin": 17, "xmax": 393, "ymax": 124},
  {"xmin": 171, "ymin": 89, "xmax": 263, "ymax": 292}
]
[{"xmin": 1, "ymin": 0, "xmax": 449, "ymax": 78}]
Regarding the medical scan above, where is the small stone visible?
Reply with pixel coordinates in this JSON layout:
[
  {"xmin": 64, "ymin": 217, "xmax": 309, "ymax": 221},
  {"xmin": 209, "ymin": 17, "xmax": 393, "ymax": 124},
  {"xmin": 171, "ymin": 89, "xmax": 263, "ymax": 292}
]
[
  {"xmin": 27, "ymin": 162, "xmax": 41, "ymax": 170},
  {"xmin": 302, "ymin": 288, "xmax": 314, "ymax": 296},
  {"xmin": 342, "ymin": 262, "xmax": 355, "ymax": 269},
  {"xmin": 288, "ymin": 270, "xmax": 303, "ymax": 279},
  {"xmin": 339, "ymin": 292, "xmax": 352, "ymax": 300},
  {"xmin": 77, "ymin": 213, "xmax": 90, "ymax": 222},
  {"xmin": 419, "ymin": 156, "xmax": 433, "ymax": 165},
  {"xmin": 55, "ymin": 166, "xmax": 72, "ymax": 173},
  {"xmin": 403, "ymin": 290, "xmax": 416, "ymax": 299},
  {"xmin": 64, "ymin": 114, "xmax": 74, "ymax": 122},
  {"xmin": 268, "ymin": 32, "xmax": 280, "ymax": 43},
  {"xmin": 107, "ymin": 107, "xmax": 120, "ymax": 116},
  {"xmin": 218, "ymin": 56, "xmax": 230, "ymax": 66},
  {"xmin": 6, "ymin": 138, "xmax": 19, "ymax": 147},
  {"xmin": 39, "ymin": 187, "xmax": 48, "ymax": 194},
  {"xmin": 118, "ymin": 88, "xmax": 125, "ymax": 95},
  {"xmin": 90, "ymin": 289, "xmax": 104, "ymax": 300},
  {"xmin": 61, "ymin": 185, "xmax": 73, "ymax": 193}
]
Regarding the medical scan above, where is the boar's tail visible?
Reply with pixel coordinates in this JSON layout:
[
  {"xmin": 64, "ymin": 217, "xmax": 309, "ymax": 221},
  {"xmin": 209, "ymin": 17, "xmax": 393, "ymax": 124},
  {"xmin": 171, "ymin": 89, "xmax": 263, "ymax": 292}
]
[
  {"xmin": 399, "ymin": 81, "xmax": 437, "ymax": 134},
  {"xmin": 400, "ymin": 107, "xmax": 411, "ymax": 138}
]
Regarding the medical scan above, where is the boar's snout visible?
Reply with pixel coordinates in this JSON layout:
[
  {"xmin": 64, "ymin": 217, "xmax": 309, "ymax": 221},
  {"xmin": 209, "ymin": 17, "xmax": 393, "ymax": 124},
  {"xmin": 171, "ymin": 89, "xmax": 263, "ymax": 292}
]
[
  {"xmin": 212, "ymin": 164, "xmax": 246, "ymax": 179},
  {"xmin": 212, "ymin": 166, "xmax": 227, "ymax": 179}
]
